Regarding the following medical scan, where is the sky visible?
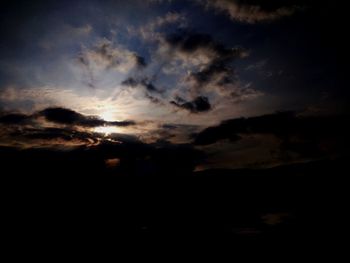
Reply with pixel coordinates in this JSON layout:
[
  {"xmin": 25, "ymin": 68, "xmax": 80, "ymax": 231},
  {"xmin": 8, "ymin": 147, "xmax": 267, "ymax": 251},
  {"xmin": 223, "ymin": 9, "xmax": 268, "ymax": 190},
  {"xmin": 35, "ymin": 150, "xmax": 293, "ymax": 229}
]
[
  {"xmin": 0, "ymin": 0, "xmax": 346, "ymax": 244},
  {"xmin": 0, "ymin": 0, "xmax": 345, "ymax": 170}
]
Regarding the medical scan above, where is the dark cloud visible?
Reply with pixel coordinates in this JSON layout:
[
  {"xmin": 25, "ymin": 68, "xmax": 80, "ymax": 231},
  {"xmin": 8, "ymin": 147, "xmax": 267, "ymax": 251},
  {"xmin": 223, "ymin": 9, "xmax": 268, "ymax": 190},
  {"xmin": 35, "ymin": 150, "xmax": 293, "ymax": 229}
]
[
  {"xmin": 195, "ymin": 111, "xmax": 284, "ymax": 145},
  {"xmin": 38, "ymin": 107, "xmax": 135, "ymax": 127},
  {"xmin": 165, "ymin": 31, "xmax": 248, "ymax": 93},
  {"xmin": 171, "ymin": 96, "xmax": 211, "ymax": 113},
  {"xmin": 39, "ymin": 107, "xmax": 102, "ymax": 126},
  {"xmin": 145, "ymin": 93, "xmax": 162, "ymax": 104},
  {"xmin": 0, "ymin": 107, "xmax": 137, "ymax": 149},
  {"xmin": 165, "ymin": 31, "xmax": 243, "ymax": 59},
  {"xmin": 121, "ymin": 77, "xmax": 162, "ymax": 94},
  {"xmin": 144, "ymin": 82, "xmax": 158, "ymax": 93},
  {"xmin": 0, "ymin": 108, "xmax": 135, "ymax": 128},
  {"xmin": 135, "ymin": 55, "xmax": 147, "ymax": 68},
  {"xmin": 189, "ymin": 59, "xmax": 235, "ymax": 87},
  {"xmin": 0, "ymin": 113, "xmax": 32, "ymax": 124},
  {"xmin": 109, "ymin": 120, "xmax": 136, "ymax": 127},
  {"xmin": 143, "ymin": 123, "xmax": 201, "ymax": 144},
  {"xmin": 9, "ymin": 127, "xmax": 98, "ymax": 144},
  {"xmin": 121, "ymin": 77, "xmax": 139, "ymax": 87},
  {"xmin": 3, "ymin": 125, "xmax": 148, "ymax": 148},
  {"xmin": 194, "ymin": 112, "xmax": 349, "ymax": 161}
]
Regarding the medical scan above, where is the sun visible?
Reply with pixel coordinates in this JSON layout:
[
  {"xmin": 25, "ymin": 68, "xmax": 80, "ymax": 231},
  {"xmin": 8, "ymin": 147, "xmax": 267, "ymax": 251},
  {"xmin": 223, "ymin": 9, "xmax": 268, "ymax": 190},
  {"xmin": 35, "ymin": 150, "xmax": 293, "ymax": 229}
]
[
  {"xmin": 94, "ymin": 126, "xmax": 119, "ymax": 136},
  {"xmin": 99, "ymin": 111, "xmax": 116, "ymax": 122}
]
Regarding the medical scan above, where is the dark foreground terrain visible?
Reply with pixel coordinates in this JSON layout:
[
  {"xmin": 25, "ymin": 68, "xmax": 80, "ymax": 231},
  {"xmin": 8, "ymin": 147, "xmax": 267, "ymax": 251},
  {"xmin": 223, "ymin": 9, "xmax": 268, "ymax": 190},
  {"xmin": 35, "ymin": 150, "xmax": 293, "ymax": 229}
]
[{"xmin": 1, "ymin": 146, "xmax": 342, "ymax": 256}]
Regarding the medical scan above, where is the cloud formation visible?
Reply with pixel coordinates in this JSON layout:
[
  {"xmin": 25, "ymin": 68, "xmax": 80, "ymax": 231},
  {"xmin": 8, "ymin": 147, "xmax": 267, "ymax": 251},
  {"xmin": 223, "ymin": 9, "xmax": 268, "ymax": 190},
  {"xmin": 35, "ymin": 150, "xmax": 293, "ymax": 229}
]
[
  {"xmin": 77, "ymin": 38, "xmax": 147, "ymax": 89},
  {"xmin": 134, "ymin": 12, "xmax": 187, "ymax": 42},
  {"xmin": 114, "ymin": 13, "xmax": 262, "ymax": 114},
  {"xmin": 121, "ymin": 77, "xmax": 161, "ymax": 94},
  {"xmin": 191, "ymin": 111, "xmax": 349, "ymax": 170},
  {"xmin": 194, "ymin": 112, "xmax": 349, "ymax": 146},
  {"xmin": 203, "ymin": 0, "xmax": 300, "ymax": 23},
  {"xmin": 81, "ymin": 39, "xmax": 146, "ymax": 72},
  {"xmin": 9, "ymin": 127, "xmax": 99, "ymax": 145},
  {"xmin": 164, "ymin": 31, "xmax": 248, "ymax": 89},
  {"xmin": 0, "ymin": 113, "xmax": 32, "ymax": 125},
  {"xmin": 171, "ymin": 96, "xmax": 211, "ymax": 113},
  {"xmin": 0, "ymin": 107, "xmax": 135, "ymax": 128},
  {"xmin": 162, "ymin": 31, "xmax": 258, "ymax": 104},
  {"xmin": 38, "ymin": 107, "xmax": 135, "ymax": 127},
  {"xmin": 0, "ymin": 107, "xmax": 137, "ymax": 148}
]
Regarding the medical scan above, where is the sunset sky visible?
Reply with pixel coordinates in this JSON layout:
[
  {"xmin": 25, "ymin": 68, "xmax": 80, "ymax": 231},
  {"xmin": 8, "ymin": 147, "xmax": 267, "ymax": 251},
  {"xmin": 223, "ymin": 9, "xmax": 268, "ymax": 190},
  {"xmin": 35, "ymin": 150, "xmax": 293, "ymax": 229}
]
[
  {"xmin": 0, "ymin": 0, "xmax": 344, "ymax": 170},
  {"xmin": 0, "ymin": 0, "xmax": 346, "ymax": 247}
]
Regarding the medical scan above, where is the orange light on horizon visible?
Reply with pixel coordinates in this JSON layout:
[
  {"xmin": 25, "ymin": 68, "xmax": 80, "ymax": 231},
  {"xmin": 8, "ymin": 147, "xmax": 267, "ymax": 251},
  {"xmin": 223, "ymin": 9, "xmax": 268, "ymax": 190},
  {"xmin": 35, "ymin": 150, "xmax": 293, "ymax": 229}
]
[{"xmin": 105, "ymin": 158, "xmax": 120, "ymax": 168}]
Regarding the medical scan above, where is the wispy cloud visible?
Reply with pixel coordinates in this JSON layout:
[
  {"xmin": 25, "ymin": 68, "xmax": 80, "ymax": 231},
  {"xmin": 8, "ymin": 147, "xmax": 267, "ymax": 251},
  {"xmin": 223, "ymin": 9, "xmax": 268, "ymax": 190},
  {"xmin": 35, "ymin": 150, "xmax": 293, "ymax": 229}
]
[
  {"xmin": 202, "ymin": 0, "xmax": 300, "ymax": 23},
  {"xmin": 79, "ymin": 38, "xmax": 146, "ymax": 73}
]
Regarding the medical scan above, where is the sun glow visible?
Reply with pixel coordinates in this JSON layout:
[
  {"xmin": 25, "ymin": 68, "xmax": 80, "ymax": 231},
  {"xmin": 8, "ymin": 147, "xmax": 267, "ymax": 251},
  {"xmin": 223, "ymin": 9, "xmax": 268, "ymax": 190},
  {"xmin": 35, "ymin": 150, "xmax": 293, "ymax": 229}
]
[
  {"xmin": 99, "ymin": 111, "xmax": 116, "ymax": 122},
  {"xmin": 94, "ymin": 126, "xmax": 119, "ymax": 136}
]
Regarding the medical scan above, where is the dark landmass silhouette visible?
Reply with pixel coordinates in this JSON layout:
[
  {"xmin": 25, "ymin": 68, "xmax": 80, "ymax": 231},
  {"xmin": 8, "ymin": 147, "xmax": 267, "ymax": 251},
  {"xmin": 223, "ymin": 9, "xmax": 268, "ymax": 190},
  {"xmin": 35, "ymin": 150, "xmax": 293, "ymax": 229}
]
[{"xmin": 2, "ymin": 144, "xmax": 341, "ymax": 252}]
